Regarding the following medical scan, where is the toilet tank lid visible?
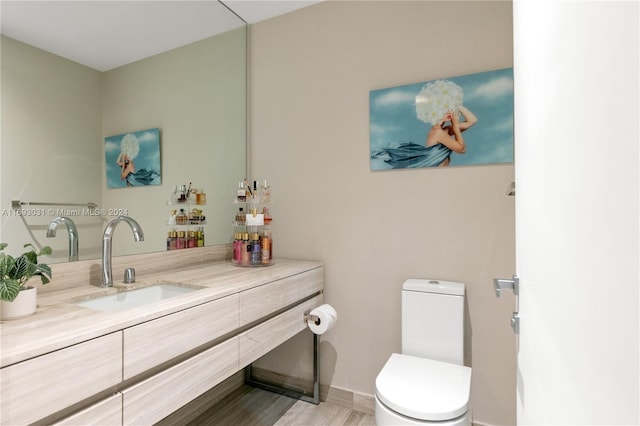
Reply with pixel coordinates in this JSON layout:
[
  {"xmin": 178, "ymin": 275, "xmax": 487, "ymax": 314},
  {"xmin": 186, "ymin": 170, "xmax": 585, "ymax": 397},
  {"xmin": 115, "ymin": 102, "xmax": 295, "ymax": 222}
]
[{"xmin": 403, "ymin": 279, "xmax": 465, "ymax": 296}]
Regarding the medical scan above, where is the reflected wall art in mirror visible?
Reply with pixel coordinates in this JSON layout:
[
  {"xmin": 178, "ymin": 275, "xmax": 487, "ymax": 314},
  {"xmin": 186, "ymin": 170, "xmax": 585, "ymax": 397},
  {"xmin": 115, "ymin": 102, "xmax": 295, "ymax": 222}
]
[{"xmin": 0, "ymin": 1, "xmax": 247, "ymax": 263}]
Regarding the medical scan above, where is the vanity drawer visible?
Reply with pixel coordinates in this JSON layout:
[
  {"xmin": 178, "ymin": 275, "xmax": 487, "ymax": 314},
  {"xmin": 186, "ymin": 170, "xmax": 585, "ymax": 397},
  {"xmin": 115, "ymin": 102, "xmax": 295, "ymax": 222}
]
[
  {"xmin": 239, "ymin": 294, "xmax": 323, "ymax": 368},
  {"xmin": 0, "ymin": 332, "xmax": 122, "ymax": 425},
  {"xmin": 122, "ymin": 336, "xmax": 239, "ymax": 425},
  {"xmin": 240, "ymin": 267, "xmax": 323, "ymax": 325},
  {"xmin": 123, "ymin": 293, "xmax": 239, "ymax": 379},
  {"xmin": 52, "ymin": 393, "xmax": 122, "ymax": 426}
]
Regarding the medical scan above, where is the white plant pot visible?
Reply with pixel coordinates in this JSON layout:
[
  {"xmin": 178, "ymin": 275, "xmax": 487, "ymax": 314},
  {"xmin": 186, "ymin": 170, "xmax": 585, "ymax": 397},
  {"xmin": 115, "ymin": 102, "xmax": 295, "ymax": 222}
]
[{"xmin": 0, "ymin": 286, "xmax": 37, "ymax": 320}]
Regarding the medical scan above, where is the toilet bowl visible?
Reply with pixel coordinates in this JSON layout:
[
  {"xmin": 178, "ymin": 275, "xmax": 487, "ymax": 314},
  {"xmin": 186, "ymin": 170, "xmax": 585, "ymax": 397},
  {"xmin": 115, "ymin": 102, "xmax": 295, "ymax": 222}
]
[
  {"xmin": 375, "ymin": 353, "xmax": 471, "ymax": 425},
  {"xmin": 374, "ymin": 279, "xmax": 472, "ymax": 425}
]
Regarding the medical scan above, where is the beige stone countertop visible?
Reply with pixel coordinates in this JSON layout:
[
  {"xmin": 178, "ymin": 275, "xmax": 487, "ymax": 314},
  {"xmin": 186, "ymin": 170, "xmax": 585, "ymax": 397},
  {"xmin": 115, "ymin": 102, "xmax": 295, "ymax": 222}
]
[{"xmin": 0, "ymin": 258, "xmax": 323, "ymax": 368}]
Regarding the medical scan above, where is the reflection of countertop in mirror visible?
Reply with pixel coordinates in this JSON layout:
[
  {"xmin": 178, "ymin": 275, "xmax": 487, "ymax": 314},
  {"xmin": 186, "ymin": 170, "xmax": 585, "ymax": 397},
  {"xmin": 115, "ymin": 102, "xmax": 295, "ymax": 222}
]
[{"xmin": 0, "ymin": 246, "xmax": 323, "ymax": 367}]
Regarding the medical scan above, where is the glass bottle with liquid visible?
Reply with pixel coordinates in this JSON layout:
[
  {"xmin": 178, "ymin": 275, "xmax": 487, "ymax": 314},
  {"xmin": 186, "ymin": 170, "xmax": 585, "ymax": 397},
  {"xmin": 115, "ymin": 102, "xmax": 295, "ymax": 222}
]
[
  {"xmin": 196, "ymin": 189, "xmax": 207, "ymax": 205},
  {"xmin": 176, "ymin": 209, "xmax": 188, "ymax": 225},
  {"xmin": 176, "ymin": 231, "xmax": 186, "ymax": 249},
  {"xmin": 237, "ymin": 181, "xmax": 246, "ymax": 202},
  {"xmin": 241, "ymin": 233, "xmax": 251, "ymax": 265},
  {"xmin": 187, "ymin": 231, "xmax": 197, "ymax": 248},
  {"xmin": 233, "ymin": 233, "xmax": 242, "ymax": 263},
  {"xmin": 167, "ymin": 230, "xmax": 177, "ymax": 251},
  {"xmin": 261, "ymin": 231, "xmax": 271, "ymax": 265},
  {"xmin": 263, "ymin": 207, "xmax": 272, "ymax": 224},
  {"xmin": 261, "ymin": 180, "xmax": 271, "ymax": 203},
  {"xmin": 235, "ymin": 207, "xmax": 246, "ymax": 225},
  {"xmin": 197, "ymin": 227, "xmax": 205, "ymax": 247},
  {"xmin": 250, "ymin": 233, "xmax": 261, "ymax": 265}
]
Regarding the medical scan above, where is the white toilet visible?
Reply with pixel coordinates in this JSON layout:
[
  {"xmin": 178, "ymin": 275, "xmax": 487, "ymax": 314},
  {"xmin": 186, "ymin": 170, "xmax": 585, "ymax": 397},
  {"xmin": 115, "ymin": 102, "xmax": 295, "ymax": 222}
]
[{"xmin": 375, "ymin": 279, "xmax": 472, "ymax": 425}]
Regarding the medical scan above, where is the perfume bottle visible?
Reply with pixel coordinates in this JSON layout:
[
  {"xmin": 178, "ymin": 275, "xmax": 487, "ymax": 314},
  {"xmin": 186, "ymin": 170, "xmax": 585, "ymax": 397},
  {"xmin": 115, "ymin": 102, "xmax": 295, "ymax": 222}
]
[
  {"xmin": 263, "ymin": 207, "xmax": 272, "ymax": 224},
  {"xmin": 167, "ymin": 230, "xmax": 177, "ymax": 251},
  {"xmin": 187, "ymin": 231, "xmax": 197, "ymax": 248},
  {"xmin": 241, "ymin": 233, "xmax": 250, "ymax": 265},
  {"xmin": 237, "ymin": 181, "xmax": 246, "ymax": 202},
  {"xmin": 261, "ymin": 180, "xmax": 271, "ymax": 203},
  {"xmin": 196, "ymin": 189, "xmax": 206, "ymax": 205},
  {"xmin": 178, "ymin": 185, "xmax": 187, "ymax": 203},
  {"xmin": 233, "ymin": 233, "xmax": 243, "ymax": 263},
  {"xmin": 252, "ymin": 180, "xmax": 260, "ymax": 203},
  {"xmin": 264, "ymin": 229, "xmax": 273, "ymax": 260},
  {"xmin": 167, "ymin": 209, "xmax": 177, "ymax": 225},
  {"xmin": 197, "ymin": 227, "xmax": 205, "ymax": 247},
  {"xmin": 251, "ymin": 233, "xmax": 261, "ymax": 265},
  {"xmin": 235, "ymin": 207, "xmax": 246, "ymax": 225},
  {"xmin": 261, "ymin": 231, "xmax": 271, "ymax": 265},
  {"xmin": 176, "ymin": 209, "xmax": 188, "ymax": 225},
  {"xmin": 176, "ymin": 231, "xmax": 186, "ymax": 249}
]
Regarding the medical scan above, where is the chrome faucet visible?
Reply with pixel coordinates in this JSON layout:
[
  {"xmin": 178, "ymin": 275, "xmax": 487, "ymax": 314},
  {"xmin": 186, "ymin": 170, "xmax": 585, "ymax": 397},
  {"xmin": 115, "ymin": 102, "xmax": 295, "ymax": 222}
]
[
  {"xmin": 46, "ymin": 216, "xmax": 79, "ymax": 261},
  {"xmin": 100, "ymin": 216, "xmax": 144, "ymax": 287}
]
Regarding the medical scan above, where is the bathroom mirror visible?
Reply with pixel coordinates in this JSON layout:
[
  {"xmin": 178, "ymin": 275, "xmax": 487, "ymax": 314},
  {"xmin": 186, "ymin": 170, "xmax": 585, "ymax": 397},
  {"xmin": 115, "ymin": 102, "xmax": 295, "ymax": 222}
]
[{"xmin": 0, "ymin": 1, "xmax": 247, "ymax": 263}]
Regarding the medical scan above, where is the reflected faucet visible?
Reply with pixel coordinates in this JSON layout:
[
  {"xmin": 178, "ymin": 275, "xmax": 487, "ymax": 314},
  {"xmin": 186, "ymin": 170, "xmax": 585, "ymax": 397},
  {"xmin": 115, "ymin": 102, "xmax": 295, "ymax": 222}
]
[
  {"xmin": 100, "ymin": 216, "xmax": 144, "ymax": 287},
  {"xmin": 46, "ymin": 216, "xmax": 79, "ymax": 261}
]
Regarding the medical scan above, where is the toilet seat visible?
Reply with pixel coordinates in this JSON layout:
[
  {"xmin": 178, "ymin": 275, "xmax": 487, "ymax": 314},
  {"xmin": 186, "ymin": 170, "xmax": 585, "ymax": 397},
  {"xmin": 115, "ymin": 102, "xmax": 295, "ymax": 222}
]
[{"xmin": 375, "ymin": 353, "xmax": 471, "ymax": 422}]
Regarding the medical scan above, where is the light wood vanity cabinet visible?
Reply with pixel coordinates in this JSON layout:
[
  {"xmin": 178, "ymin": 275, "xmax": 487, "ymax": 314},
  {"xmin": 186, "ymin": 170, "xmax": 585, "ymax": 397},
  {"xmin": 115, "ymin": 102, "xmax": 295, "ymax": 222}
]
[
  {"xmin": 240, "ymin": 267, "xmax": 324, "ymax": 325},
  {"xmin": 123, "ymin": 293, "xmax": 239, "ymax": 380},
  {"xmin": 239, "ymin": 294, "xmax": 323, "ymax": 368},
  {"xmin": 51, "ymin": 394, "xmax": 123, "ymax": 426},
  {"xmin": 0, "ymin": 332, "xmax": 122, "ymax": 426},
  {"xmin": 122, "ymin": 336, "xmax": 239, "ymax": 425},
  {"xmin": 1, "ymin": 263, "xmax": 323, "ymax": 425}
]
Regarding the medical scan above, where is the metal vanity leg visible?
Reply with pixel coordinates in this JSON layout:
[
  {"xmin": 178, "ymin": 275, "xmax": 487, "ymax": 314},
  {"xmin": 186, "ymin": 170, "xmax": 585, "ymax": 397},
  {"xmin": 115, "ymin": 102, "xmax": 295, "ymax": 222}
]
[{"xmin": 245, "ymin": 331, "xmax": 320, "ymax": 405}]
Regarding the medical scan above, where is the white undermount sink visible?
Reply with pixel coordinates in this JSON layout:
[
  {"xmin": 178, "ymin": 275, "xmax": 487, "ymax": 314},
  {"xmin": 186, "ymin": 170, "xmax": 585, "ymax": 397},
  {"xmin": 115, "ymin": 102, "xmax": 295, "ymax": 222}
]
[{"xmin": 74, "ymin": 284, "xmax": 198, "ymax": 312}]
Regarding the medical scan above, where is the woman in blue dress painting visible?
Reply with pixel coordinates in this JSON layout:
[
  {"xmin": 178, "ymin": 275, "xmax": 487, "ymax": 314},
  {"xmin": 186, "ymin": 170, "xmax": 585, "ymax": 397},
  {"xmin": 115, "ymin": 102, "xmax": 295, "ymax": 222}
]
[
  {"xmin": 116, "ymin": 133, "xmax": 160, "ymax": 187},
  {"xmin": 372, "ymin": 79, "xmax": 478, "ymax": 168},
  {"xmin": 372, "ymin": 105, "xmax": 477, "ymax": 168},
  {"xmin": 117, "ymin": 153, "xmax": 160, "ymax": 186},
  {"xmin": 426, "ymin": 104, "xmax": 477, "ymax": 167}
]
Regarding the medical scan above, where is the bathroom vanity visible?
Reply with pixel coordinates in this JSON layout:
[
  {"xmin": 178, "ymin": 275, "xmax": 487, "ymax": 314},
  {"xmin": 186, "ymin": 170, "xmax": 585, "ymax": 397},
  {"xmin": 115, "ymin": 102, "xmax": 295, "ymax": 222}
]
[{"xmin": 0, "ymin": 248, "xmax": 323, "ymax": 425}]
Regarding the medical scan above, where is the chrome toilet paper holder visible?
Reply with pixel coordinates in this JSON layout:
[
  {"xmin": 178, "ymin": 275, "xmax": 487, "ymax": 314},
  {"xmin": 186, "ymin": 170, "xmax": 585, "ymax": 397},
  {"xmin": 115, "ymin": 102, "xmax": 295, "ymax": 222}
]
[{"xmin": 304, "ymin": 309, "xmax": 320, "ymax": 325}]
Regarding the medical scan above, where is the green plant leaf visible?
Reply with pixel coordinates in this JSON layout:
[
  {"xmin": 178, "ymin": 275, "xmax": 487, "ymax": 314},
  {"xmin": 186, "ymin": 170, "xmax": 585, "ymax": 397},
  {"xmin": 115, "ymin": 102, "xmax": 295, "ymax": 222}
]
[
  {"xmin": 0, "ymin": 278, "xmax": 21, "ymax": 302},
  {"xmin": 0, "ymin": 243, "xmax": 52, "ymax": 299},
  {"xmin": 0, "ymin": 253, "xmax": 15, "ymax": 278},
  {"xmin": 39, "ymin": 246, "xmax": 53, "ymax": 256},
  {"xmin": 13, "ymin": 256, "xmax": 36, "ymax": 281},
  {"xmin": 22, "ymin": 250, "xmax": 37, "ymax": 264},
  {"xmin": 37, "ymin": 264, "xmax": 52, "ymax": 285}
]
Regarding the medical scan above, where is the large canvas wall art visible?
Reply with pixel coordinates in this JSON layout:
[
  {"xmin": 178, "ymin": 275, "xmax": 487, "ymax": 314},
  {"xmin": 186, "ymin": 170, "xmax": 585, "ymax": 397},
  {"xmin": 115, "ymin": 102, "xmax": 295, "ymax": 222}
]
[
  {"xmin": 105, "ymin": 128, "xmax": 161, "ymax": 189},
  {"xmin": 370, "ymin": 68, "xmax": 513, "ymax": 170}
]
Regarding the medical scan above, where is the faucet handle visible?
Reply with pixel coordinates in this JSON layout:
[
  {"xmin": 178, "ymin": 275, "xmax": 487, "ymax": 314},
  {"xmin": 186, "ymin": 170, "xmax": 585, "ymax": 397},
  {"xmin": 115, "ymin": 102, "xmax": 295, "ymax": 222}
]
[{"xmin": 124, "ymin": 268, "xmax": 136, "ymax": 284}]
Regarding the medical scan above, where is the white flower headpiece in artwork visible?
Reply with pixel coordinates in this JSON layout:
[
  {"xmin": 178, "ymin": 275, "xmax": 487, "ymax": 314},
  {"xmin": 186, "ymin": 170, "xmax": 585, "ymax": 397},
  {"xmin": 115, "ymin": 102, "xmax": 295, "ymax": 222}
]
[
  {"xmin": 415, "ymin": 80, "xmax": 464, "ymax": 125},
  {"xmin": 120, "ymin": 133, "xmax": 140, "ymax": 159}
]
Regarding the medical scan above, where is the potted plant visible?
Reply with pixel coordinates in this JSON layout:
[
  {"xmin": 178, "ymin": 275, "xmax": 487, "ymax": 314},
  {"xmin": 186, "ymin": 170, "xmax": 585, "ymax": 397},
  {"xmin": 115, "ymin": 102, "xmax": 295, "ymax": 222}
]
[{"xmin": 0, "ymin": 243, "xmax": 52, "ymax": 320}]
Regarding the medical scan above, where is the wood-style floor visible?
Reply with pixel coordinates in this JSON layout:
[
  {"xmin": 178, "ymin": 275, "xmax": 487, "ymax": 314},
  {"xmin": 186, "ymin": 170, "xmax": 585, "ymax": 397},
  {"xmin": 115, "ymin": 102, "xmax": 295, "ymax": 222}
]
[{"xmin": 187, "ymin": 385, "xmax": 376, "ymax": 426}]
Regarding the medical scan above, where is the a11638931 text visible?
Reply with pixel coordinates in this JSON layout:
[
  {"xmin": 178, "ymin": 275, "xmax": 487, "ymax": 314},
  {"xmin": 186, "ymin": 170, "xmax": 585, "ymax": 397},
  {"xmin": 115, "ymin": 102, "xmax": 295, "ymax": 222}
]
[{"xmin": 1, "ymin": 208, "xmax": 129, "ymax": 217}]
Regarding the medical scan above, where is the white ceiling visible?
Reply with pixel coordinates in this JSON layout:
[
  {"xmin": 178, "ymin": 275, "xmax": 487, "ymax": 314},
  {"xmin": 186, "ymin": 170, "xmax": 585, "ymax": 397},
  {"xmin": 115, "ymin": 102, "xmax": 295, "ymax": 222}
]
[
  {"xmin": 223, "ymin": 0, "xmax": 322, "ymax": 24},
  {"xmin": 0, "ymin": 0, "xmax": 322, "ymax": 72}
]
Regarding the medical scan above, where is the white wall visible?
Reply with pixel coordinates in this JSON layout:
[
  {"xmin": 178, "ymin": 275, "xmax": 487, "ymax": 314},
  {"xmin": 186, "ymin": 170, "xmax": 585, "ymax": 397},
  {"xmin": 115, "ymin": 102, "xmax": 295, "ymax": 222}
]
[{"xmin": 249, "ymin": 2, "xmax": 516, "ymax": 425}]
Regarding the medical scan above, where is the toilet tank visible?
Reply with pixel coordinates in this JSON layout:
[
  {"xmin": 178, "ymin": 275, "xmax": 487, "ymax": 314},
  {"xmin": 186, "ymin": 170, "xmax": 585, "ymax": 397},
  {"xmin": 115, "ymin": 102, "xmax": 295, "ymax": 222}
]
[{"xmin": 402, "ymin": 279, "xmax": 465, "ymax": 365}]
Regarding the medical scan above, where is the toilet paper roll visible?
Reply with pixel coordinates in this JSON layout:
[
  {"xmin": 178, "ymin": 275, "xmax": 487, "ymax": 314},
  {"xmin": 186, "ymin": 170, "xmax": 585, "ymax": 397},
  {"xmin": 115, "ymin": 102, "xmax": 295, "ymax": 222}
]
[{"xmin": 307, "ymin": 304, "xmax": 337, "ymax": 335}]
